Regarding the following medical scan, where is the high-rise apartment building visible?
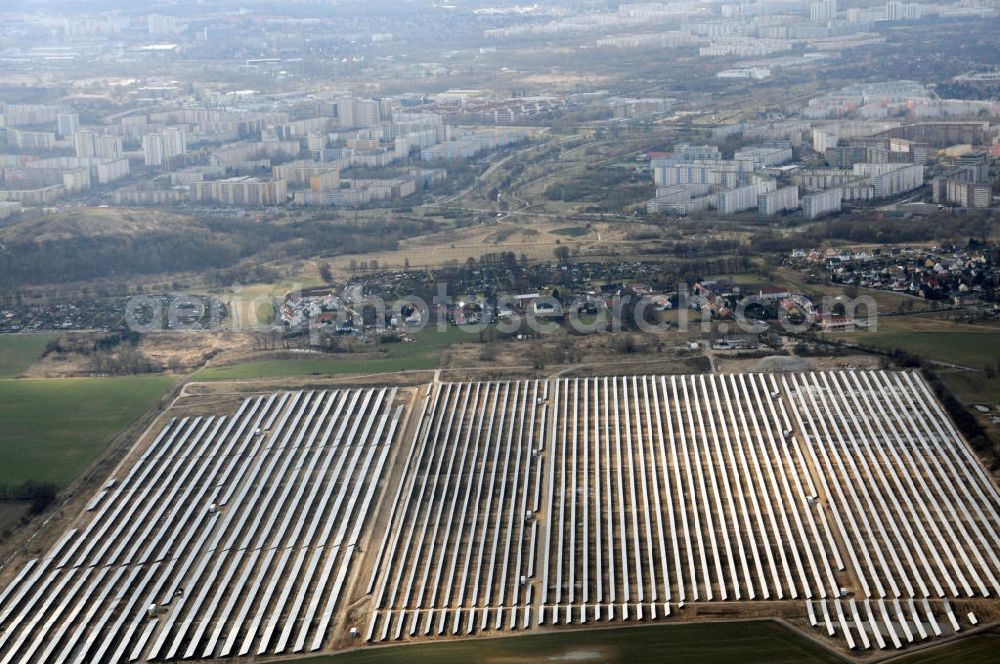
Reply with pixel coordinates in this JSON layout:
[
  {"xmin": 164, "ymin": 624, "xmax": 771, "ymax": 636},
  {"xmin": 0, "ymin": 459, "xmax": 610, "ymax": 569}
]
[
  {"xmin": 75, "ymin": 129, "xmax": 98, "ymax": 158},
  {"xmin": 758, "ymin": 186, "xmax": 800, "ymax": 215},
  {"xmin": 143, "ymin": 134, "xmax": 165, "ymax": 166},
  {"xmin": 98, "ymin": 135, "xmax": 123, "ymax": 160},
  {"xmin": 191, "ymin": 177, "xmax": 288, "ymax": 206},
  {"xmin": 802, "ymin": 188, "xmax": 843, "ymax": 219},
  {"xmin": 810, "ymin": 0, "xmax": 837, "ymax": 22},
  {"xmin": 142, "ymin": 128, "xmax": 186, "ymax": 166},
  {"xmin": 161, "ymin": 127, "xmax": 187, "ymax": 158},
  {"xmin": 148, "ymin": 14, "xmax": 181, "ymax": 36},
  {"xmin": 57, "ymin": 112, "xmax": 79, "ymax": 139}
]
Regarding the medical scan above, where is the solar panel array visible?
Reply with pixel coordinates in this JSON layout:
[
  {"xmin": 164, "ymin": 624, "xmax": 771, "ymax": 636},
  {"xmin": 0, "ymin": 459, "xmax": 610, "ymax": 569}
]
[
  {"xmin": 365, "ymin": 380, "xmax": 546, "ymax": 640},
  {"xmin": 367, "ymin": 371, "xmax": 1000, "ymax": 653},
  {"xmin": 1, "ymin": 370, "xmax": 997, "ymax": 661},
  {"xmin": 0, "ymin": 388, "xmax": 401, "ymax": 664},
  {"xmin": 538, "ymin": 373, "xmax": 831, "ymax": 617},
  {"xmin": 788, "ymin": 370, "xmax": 996, "ymax": 649}
]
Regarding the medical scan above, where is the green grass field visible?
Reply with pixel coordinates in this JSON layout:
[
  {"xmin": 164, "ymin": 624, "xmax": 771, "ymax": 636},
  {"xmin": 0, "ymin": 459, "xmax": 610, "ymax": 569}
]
[
  {"xmin": 551, "ymin": 226, "xmax": 589, "ymax": 237},
  {"xmin": 937, "ymin": 370, "xmax": 1000, "ymax": 406},
  {"xmin": 0, "ymin": 335, "xmax": 54, "ymax": 378},
  {"xmin": 281, "ymin": 622, "xmax": 847, "ymax": 664},
  {"xmin": 196, "ymin": 326, "xmax": 474, "ymax": 381},
  {"xmin": 702, "ymin": 273, "xmax": 766, "ymax": 286},
  {"xmin": 894, "ymin": 629, "xmax": 1000, "ymax": 663},
  {"xmin": 0, "ymin": 376, "xmax": 174, "ymax": 488},
  {"xmin": 849, "ymin": 331, "xmax": 1000, "ymax": 370}
]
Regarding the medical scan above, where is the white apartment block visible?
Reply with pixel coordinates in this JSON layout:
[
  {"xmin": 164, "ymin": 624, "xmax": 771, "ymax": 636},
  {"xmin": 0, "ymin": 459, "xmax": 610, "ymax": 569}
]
[
  {"xmin": 143, "ymin": 128, "xmax": 186, "ymax": 166},
  {"xmin": 812, "ymin": 129, "xmax": 838, "ymax": 154},
  {"xmin": 295, "ymin": 189, "xmax": 371, "ymax": 208},
  {"xmin": 148, "ymin": 13, "xmax": 181, "ymax": 36},
  {"xmin": 8, "ymin": 129, "xmax": 55, "ymax": 151},
  {"xmin": 75, "ymin": 130, "xmax": 98, "ymax": 158},
  {"xmin": 842, "ymin": 181, "xmax": 876, "ymax": 200},
  {"xmin": 716, "ymin": 184, "xmax": 759, "ymax": 213},
  {"xmin": 597, "ymin": 32, "xmax": 702, "ymax": 49},
  {"xmin": 98, "ymin": 135, "xmax": 123, "ymax": 160},
  {"xmin": 793, "ymin": 169, "xmax": 856, "ymax": 190},
  {"xmin": 62, "ymin": 168, "xmax": 91, "ymax": 193},
  {"xmin": 943, "ymin": 180, "xmax": 991, "ymax": 209},
  {"xmin": 142, "ymin": 134, "xmax": 165, "ymax": 166},
  {"xmin": 192, "ymin": 177, "xmax": 288, "ymax": 206},
  {"xmin": 1, "ymin": 104, "xmax": 60, "ymax": 126},
  {"xmin": 272, "ymin": 160, "xmax": 340, "ymax": 187},
  {"xmin": 742, "ymin": 121, "xmax": 809, "ymax": 146},
  {"xmin": 699, "ymin": 38, "xmax": 792, "ymax": 57},
  {"xmin": 13, "ymin": 156, "xmax": 130, "ymax": 186},
  {"xmin": 94, "ymin": 159, "xmax": 130, "ymax": 184},
  {"xmin": 57, "ymin": 112, "xmax": 79, "ymax": 139},
  {"xmin": 647, "ymin": 184, "xmax": 713, "ymax": 214},
  {"xmin": 734, "ymin": 146, "xmax": 793, "ymax": 167},
  {"xmin": 78, "ymin": 131, "xmax": 123, "ymax": 160},
  {"xmin": 161, "ymin": 128, "xmax": 187, "ymax": 157},
  {"xmin": 0, "ymin": 202, "xmax": 21, "ymax": 219},
  {"xmin": 653, "ymin": 160, "xmax": 753, "ymax": 187},
  {"xmin": 211, "ymin": 141, "xmax": 301, "ymax": 166},
  {"xmin": 886, "ymin": 1, "xmax": 921, "ymax": 21},
  {"xmin": 758, "ymin": 185, "xmax": 800, "ymax": 215},
  {"xmin": 0, "ymin": 185, "xmax": 66, "ymax": 205},
  {"xmin": 810, "ymin": 0, "xmax": 838, "ymax": 21},
  {"xmin": 853, "ymin": 162, "xmax": 906, "ymax": 178},
  {"xmin": 716, "ymin": 67, "xmax": 772, "ymax": 80},
  {"xmin": 802, "ymin": 188, "xmax": 843, "ymax": 219},
  {"xmin": 871, "ymin": 164, "xmax": 923, "ymax": 197},
  {"xmin": 335, "ymin": 98, "xmax": 381, "ymax": 129}
]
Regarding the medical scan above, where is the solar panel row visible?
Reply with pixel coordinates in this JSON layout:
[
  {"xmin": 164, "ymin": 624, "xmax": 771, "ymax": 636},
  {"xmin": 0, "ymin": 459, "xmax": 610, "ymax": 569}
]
[
  {"xmin": 366, "ymin": 371, "xmax": 1000, "ymax": 653},
  {"xmin": 0, "ymin": 388, "xmax": 400, "ymax": 664}
]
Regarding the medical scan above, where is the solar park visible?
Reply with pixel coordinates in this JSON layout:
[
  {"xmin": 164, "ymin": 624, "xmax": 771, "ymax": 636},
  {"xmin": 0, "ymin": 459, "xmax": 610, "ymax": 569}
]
[{"xmin": 1, "ymin": 370, "xmax": 999, "ymax": 662}]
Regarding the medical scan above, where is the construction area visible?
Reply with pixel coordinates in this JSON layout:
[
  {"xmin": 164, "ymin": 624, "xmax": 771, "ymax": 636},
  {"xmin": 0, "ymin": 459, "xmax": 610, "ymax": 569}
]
[{"xmin": 1, "ymin": 370, "xmax": 999, "ymax": 662}]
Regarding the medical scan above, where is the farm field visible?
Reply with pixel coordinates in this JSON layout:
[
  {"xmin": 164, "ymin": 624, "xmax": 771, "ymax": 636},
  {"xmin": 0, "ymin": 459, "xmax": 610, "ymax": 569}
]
[
  {"xmin": 838, "ymin": 314, "xmax": 1000, "ymax": 369},
  {"xmin": 550, "ymin": 226, "xmax": 590, "ymax": 237},
  {"xmin": 0, "ymin": 376, "xmax": 174, "ymax": 488},
  {"xmin": 281, "ymin": 621, "xmax": 848, "ymax": 664},
  {"xmin": 891, "ymin": 628, "xmax": 1000, "ymax": 663},
  {"xmin": 936, "ymin": 370, "xmax": 1000, "ymax": 407},
  {"xmin": 195, "ymin": 355, "xmax": 442, "ymax": 381},
  {"xmin": 848, "ymin": 330, "xmax": 1000, "ymax": 370},
  {"xmin": 0, "ymin": 334, "xmax": 53, "ymax": 378},
  {"xmin": 196, "ymin": 327, "xmax": 472, "ymax": 381}
]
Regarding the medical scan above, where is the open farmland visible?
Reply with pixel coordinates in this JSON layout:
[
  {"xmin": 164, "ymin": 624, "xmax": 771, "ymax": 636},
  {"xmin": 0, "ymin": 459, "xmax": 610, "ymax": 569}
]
[
  {"xmin": 281, "ymin": 621, "xmax": 849, "ymax": 664},
  {"xmin": 195, "ymin": 327, "xmax": 470, "ymax": 381},
  {"xmin": 1, "ymin": 370, "xmax": 999, "ymax": 663},
  {"xmin": 0, "ymin": 376, "xmax": 175, "ymax": 489},
  {"xmin": 0, "ymin": 335, "xmax": 53, "ymax": 379}
]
